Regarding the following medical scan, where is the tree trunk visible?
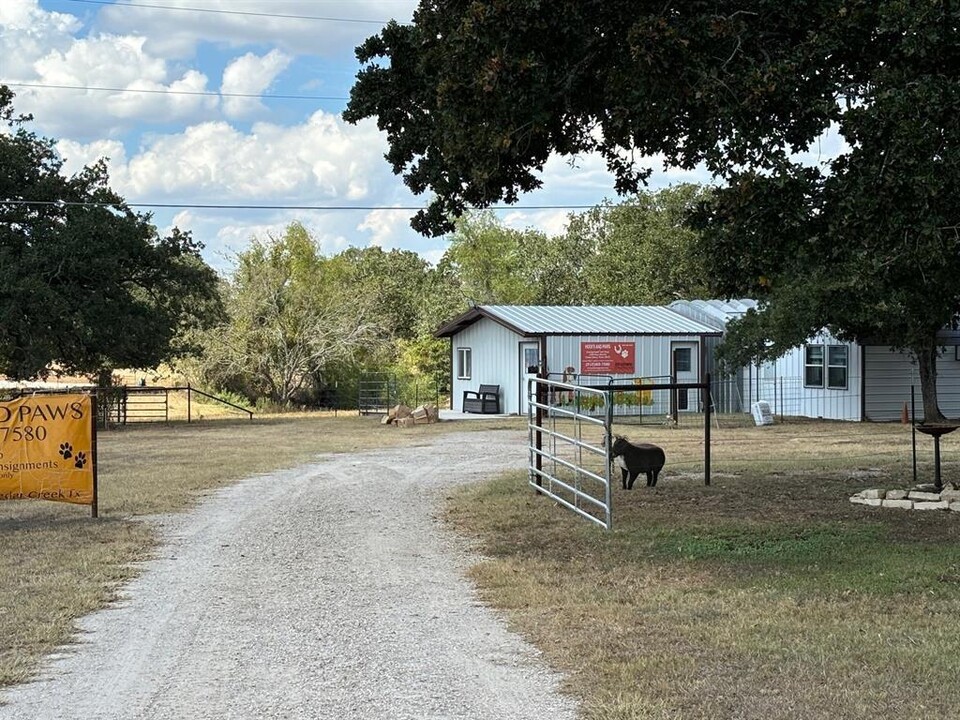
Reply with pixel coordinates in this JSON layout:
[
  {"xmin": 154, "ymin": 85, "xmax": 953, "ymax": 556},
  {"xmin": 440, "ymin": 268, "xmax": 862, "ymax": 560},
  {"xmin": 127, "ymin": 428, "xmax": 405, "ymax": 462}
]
[{"xmin": 915, "ymin": 343, "xmax": 946, "ymax": 424}]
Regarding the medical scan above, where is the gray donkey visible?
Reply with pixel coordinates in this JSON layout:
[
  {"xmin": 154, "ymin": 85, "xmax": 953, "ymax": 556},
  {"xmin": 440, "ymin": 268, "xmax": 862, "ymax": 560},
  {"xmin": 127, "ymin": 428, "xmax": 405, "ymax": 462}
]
[{"xmin": 604, "ymin": 434, "xmax": 666, "ymax": 489}]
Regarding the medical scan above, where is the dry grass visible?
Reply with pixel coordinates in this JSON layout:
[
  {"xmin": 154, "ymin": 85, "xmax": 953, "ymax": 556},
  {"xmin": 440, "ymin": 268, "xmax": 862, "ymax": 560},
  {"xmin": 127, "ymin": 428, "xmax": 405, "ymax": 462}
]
[
  {"xmin": 0, "ymin": 412, "xmax": 514, "ymax": 688},
  {"xmin": 446, "ymin": 417, "xmax": 960, "ymax": 720}
]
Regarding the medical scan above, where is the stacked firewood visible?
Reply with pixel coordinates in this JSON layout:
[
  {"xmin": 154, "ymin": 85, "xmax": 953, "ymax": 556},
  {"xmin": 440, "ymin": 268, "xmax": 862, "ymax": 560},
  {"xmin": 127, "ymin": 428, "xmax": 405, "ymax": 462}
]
[{"xmin": 381, "ymin": 403, "xmax": 440, "ymax": 427}]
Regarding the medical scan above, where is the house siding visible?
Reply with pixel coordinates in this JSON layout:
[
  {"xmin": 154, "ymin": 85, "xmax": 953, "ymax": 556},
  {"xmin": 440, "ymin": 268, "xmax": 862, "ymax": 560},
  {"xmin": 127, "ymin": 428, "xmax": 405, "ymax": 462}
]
[
  {"xmin": 863, "ymin": 342, "xmax": 960, "ymax": 421},
  {"xmin": 546, "ymin": 333, "xmax": 711, "ymax": 416},
  {"xmin": 451, "ymin": 317, "xmax": 526, "ymax": 414},
  {"xmin": 740, "ymin": 331, "xmax": 862, "ymax": 421}
]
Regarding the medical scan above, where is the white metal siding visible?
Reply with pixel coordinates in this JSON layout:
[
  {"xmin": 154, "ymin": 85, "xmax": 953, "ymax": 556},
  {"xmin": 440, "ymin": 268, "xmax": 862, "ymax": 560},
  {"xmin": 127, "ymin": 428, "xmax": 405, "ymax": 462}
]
[
  {"xmin": 740, "ymin": 331, "xmax": 862, "ymax": 420},
  {"xmin": 451, "ymin": 318, "xmax": 526, "ymax": 414},
  {"xmin": 864, "ymin": 346, "xmax": 960, "ymax": 421},
  {"xmin": 547, "ymin": 334, "xmax": 705, "ymax": 416}
]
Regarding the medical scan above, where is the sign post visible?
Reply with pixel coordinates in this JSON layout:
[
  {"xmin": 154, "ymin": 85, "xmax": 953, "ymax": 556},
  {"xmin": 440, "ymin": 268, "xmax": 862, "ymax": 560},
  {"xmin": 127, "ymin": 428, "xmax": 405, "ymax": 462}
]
[{"xmin": 0, "ymin": 393, "xmax": 98, "ymax": 517}]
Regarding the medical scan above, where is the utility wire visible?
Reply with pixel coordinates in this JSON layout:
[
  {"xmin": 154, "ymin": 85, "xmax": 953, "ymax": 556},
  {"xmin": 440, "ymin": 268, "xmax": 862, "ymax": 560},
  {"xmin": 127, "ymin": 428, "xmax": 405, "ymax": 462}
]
[
  {"xmin": 3, "ymin": 82, "xmax": 348, "ymax": 102},
  {"xmin": 1, "ymin": 199, "xmax": 596, "ymax": 211},
  {"xmin": 62, "ymin": 0, "xmax": 393, "ymax": 24}
]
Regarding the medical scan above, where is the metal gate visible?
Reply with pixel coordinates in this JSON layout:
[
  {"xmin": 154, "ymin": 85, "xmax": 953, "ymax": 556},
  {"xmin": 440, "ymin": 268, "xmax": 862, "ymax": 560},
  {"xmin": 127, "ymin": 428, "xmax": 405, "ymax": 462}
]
[
  {"xmin": 358, "ymin": 373, "xmax": 397, "ymax": 415},
  {"xmin": 527, "ymin": 377, "xmax": 613, "ymax": 530}
]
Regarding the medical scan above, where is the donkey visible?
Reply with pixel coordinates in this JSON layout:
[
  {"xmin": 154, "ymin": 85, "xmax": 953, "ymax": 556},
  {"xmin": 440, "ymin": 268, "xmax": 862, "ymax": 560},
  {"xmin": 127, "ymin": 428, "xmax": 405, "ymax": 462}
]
[{"xmin": 604, "ymin": 434, "xmax": 666, "ymax": 489}]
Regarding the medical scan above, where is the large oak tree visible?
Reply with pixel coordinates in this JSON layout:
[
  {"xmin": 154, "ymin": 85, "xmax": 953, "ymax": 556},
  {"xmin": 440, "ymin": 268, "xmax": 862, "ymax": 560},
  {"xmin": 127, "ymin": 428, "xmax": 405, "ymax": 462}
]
[
  {"xmin": 0, "ymin": 87, "xmax": 220, "ymax": 382},
  {"xmin": 345, "ymin": 2, "xmax": 960, "ymax": 422}
]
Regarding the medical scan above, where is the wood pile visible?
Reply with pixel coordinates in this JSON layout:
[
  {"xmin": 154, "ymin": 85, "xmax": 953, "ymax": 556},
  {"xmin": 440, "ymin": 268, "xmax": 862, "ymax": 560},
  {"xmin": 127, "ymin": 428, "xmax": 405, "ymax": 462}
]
[{"xmin": 381, "ymin": 403, "xmax": 440, "ymax": 427}]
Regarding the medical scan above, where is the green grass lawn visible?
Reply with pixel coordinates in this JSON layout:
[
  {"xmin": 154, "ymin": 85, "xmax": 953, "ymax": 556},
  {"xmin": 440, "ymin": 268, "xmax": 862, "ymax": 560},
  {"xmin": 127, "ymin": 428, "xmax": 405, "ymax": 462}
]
[{"xmin": 446, "ymin": 418, "xmax": 960, "ymax": 719}]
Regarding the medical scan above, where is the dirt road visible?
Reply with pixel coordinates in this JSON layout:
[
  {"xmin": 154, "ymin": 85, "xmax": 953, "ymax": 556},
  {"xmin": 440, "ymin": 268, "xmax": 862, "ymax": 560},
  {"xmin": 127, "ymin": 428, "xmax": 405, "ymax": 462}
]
[{"xmin": 1, "ymin": 429, "xmax": 576, "ymax": 719}]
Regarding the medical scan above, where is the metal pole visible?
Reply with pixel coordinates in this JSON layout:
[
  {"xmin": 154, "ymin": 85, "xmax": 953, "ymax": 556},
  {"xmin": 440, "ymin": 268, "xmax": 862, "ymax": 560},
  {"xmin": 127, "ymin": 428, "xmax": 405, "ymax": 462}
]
[
  {"xmin": 774, "ymin": 373, "xmax": 778, "ymax": 418},
  {"xmin": 911, "ymin": 385, "xmax": 917, "ymax": 486},
  {"xmin": 934, "ymin": 435, "xmax": 943, "ymax": 491},
  {"xmin": 704, "ymin": 374, "xmax": 711, "ymax": 486},
  {"xmin": 187, "ymin": 383, "xmax": 192, "ymax": 423},
  {"xmin": 91, "ymin": 394, "xmax": 99, "ymax": 519},
  {"xmin": 535, "ymin": 376, "xmax": 544, "ymax": 486},
  {"xmin": 779, "ymin": 377, "xmax": 784, "ymax": 421}
]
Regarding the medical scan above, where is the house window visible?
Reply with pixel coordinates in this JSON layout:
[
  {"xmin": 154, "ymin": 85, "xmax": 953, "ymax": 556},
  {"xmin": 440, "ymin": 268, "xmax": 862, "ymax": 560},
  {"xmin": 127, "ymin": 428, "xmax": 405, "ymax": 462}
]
[
  {"xmin": 457, "ymin": 347, "xmax": 472, "ymax": 380},
  {"xmin": 804, "ymin": 345, "xmax": 824, "ymax": 387},
  {"xmin": 673, "ymin": 347, "xmax": 692, "ymax": 373},
  {"xmin": 827, "ymin": 345, "xmax": 848, "ymax": 389}
]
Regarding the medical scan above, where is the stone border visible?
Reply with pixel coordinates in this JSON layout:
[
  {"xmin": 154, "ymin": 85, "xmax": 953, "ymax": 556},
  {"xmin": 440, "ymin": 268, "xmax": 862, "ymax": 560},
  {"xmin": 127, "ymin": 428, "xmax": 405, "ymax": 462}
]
[{"xmin": 850, "ymin": 486, "xmax": 960, "ymax": 511}]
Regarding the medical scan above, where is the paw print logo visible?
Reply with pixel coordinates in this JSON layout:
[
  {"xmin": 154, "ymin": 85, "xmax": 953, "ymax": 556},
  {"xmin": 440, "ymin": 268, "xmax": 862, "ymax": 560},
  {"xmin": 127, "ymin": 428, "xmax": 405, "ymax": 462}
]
[
  {"xmin": 74, "ymin": 452, "xmax": 87, "ymax": 469},
  {"xmin": 59, "ymin": 443, "xmax": 73, "ymax": 460}
]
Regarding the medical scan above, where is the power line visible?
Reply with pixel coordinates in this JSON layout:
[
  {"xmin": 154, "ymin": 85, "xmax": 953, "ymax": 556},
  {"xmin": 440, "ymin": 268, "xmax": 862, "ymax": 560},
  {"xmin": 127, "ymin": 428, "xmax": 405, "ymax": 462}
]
[
  {"xmin": 4, "ymin": 82, "xmax": 348, "ymax": 102},
  {"xmin": 1, "ymin": 199, "xmax": 595, "ymax": 212},
  {"xmin": 62, "ymin": 0, "xmax": 392, "ymax": 24}
]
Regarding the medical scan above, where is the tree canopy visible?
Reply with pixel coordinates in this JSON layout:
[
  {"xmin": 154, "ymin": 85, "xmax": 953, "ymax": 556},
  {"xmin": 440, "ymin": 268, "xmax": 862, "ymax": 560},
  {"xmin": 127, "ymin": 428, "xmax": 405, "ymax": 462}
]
[
  {"xmin": 0, "ymin": 87, "xmax": 221, "ymax": 381},
  {"xmin": 192, "ymin": 223, "xmax": 386, "ymax": 405},
  {"xmin": 346, "ymin": 2, "xmax": 960, "ymax": 421}
]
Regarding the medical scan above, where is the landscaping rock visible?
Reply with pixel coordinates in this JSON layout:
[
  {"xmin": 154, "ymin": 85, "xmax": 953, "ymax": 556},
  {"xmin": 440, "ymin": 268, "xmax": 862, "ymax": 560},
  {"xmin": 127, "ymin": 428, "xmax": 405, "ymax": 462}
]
[
  {"xmin": 940, "ymin": 488, "xmax": 960, "ymax": 503},
  {"xmin": 882, "ymin": 499, "xmax": 914, "ymax": 510},
  {"xmin": 850, "ymin": 497, "xmax": 882, "ymax": 506},
  {"xmin": 860, "ymin": 489, "xmax": 886, "ymax": 500},
  {"xmin": 914, "ymin": 501, "xmax": 949, "ymax": 511},
  {"xmin": 885, "ymin": 489, "xmax": 909, "ymax": 500},
  {"xmin": 950, "ymin": 502, "xmax": 960, "ymax": 513},
  {"xmin": 908, "ymin": 491, "xmax": 942, "ymax": 502}
]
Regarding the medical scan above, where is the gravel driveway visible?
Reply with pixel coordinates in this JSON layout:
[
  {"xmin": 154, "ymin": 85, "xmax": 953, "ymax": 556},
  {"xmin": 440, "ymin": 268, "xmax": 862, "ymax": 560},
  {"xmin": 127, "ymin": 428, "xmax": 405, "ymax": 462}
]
[{"xmin": 1, "ymin": 429, "xmax": 577, "ymax": 720}]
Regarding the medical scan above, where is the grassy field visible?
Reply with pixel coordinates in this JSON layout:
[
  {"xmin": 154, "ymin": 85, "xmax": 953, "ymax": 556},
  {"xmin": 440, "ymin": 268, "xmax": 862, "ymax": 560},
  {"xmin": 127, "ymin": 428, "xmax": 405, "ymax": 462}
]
[
  {"xmin": 446, "ymin": 417, "xmax": 960, "ymax": 719},
  {"xmin": 0, "ymin": 411, "xmax": 515, "ymax": 688},
  {"xmin": 6, "ymin": 407, "xmax": 960, "ymax": 718}
]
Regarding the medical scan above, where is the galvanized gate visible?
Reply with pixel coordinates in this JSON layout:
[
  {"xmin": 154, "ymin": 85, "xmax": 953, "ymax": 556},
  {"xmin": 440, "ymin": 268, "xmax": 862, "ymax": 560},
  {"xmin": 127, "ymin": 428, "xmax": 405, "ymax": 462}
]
[
  {"xmin": 358, "ymin": 373, "xmax": 397, "ymax": 415},
  {"xmin": 527, "ymin": 377, "xmax": 613, "ymax": 530}
]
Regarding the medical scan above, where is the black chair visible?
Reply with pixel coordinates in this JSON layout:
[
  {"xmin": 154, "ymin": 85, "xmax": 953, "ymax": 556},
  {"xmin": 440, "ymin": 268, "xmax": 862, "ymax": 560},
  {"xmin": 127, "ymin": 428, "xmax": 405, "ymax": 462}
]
[{"xmin": 462, "ymin": 384, "xmax": 501, "ymax": 414}]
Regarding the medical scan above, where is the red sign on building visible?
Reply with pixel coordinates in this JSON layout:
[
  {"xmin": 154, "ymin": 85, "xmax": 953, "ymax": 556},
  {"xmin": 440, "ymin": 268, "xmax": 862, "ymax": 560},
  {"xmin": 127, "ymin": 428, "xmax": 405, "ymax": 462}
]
[{"xmin": 580, "ymin": 342, "xmax": 636, "ymax": 374}]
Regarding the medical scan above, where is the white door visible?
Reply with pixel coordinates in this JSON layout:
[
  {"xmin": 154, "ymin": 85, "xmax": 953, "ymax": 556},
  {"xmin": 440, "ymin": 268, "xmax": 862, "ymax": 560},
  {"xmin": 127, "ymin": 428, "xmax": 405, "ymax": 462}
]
[
  {"xmin": 519, "ymin": 342, "xmax": 540, "ymax": 415},
  {"xmin": 671, "ymin": 341, "xmax": 699, "ymax": 412}
]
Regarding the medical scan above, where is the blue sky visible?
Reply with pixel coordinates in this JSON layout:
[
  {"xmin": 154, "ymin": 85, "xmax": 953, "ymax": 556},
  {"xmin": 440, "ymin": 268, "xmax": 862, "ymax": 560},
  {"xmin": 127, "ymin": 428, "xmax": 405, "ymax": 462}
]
[{"xmin": 2, "ymin": 1, "xmax": 841, "ymax": 273}]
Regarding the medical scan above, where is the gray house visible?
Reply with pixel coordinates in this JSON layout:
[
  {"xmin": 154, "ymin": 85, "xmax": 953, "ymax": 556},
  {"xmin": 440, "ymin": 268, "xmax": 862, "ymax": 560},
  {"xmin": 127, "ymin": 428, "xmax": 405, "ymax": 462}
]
[
  {"xmin": 435, "ymin": 305, "xmax": 721, "ymax": 415},
  {"xmin": 669, "ymin": 299, "xmax": 960, "ymax": 421}
]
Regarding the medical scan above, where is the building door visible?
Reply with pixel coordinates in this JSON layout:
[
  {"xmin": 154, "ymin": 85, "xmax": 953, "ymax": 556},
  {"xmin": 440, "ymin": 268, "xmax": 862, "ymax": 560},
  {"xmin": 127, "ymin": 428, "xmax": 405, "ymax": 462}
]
[
  {"xmin": 519, "ymin": 341, "xmax": 540, "ymax": 415},
  {"xmin": 671, "ymin": 341, "xmax": 699, "ymax": 412}
]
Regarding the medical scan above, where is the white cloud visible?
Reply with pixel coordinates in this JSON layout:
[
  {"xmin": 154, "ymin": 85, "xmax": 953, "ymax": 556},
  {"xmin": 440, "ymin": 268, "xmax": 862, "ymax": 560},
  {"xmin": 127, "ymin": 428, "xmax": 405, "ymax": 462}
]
[
  {"xmin": 6, "ymin": 22, "xmax": 217, "ymax": 138},
  {"xmin": 65, "ymin": 111, "xmax": 392, "ymax": 204},
  {"xmin": 220, "ymin": 49, "xmax": 291, "ymax": 119},
  {"xmin": 501, "ymin": 209, "xmax": 571, "ymax": 237},
  {"xmin": 357, "ymin": 207, "xmax": 411, "ymax": 248},
  {"xmin": 0, "ymin": 0, "xmax": 80, "ymax": 78},
  {"xmin": 95, "ymin": 0, "xmax": 417, "ymax": 59},
  {"xmin": 56, "ymin": 138, "xmax": 127, "ymax": 176}
]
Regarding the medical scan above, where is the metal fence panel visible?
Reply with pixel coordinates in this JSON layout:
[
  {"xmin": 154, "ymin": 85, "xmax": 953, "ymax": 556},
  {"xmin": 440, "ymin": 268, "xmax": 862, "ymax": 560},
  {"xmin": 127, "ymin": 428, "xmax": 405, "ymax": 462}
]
[{"xmin": 528, "ymin": 377, "xmax": 612, "ymax": 530}]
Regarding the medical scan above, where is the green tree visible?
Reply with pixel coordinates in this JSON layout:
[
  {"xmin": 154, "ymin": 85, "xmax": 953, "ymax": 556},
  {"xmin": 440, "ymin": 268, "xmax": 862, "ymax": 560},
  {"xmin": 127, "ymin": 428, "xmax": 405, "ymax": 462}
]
[
  {"xmin": 0, "ymin": 87, "xmax": 220, "ymax": 381},
  {"xmin": 441, "ymin": 211, "xmax": 534, "ymax": 305},
  {"xmin": 571, "ymin": 185, "xmax": 713, "ymax": 305},
  {"xmin": 197, "ymin": 223, "xmax": 384, "ymax": 405},
  {"xmin": 325, "ymin": 246, "xmax": 431, "ymax": 341},
  {"xmin": 345, "ymin": 3, "xmax": 960, "ymax": 422}
]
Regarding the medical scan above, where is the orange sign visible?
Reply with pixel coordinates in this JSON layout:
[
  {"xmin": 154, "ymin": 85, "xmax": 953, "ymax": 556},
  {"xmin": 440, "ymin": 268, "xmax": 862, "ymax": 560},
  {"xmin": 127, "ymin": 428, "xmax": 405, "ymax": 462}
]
[
  {"xmin": 580, "ymin": 342, "xmax": 636, "ymax": 374},
  {"xmin": 0, "ymin": 394, "xmax": 96, "ymax": 510}
]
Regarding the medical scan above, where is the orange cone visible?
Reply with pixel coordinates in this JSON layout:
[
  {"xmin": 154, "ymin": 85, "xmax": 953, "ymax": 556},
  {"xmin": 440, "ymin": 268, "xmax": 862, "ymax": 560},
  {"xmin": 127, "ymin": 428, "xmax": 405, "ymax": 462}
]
[{"xmin": 901, "ymin": 402, "xmax": 909, "ymax": 424}]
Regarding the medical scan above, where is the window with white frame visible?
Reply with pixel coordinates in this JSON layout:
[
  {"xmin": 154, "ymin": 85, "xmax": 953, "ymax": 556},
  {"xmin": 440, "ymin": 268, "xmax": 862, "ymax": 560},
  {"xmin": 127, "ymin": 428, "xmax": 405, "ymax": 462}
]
[
  {"xmin": 827, "ymin": 345, "xmax": 848, "ymax": 389},
  {"xmin": 804, "ymin": 345, "xmax": 824, "ymax": 387},
  {"xmin": 456, "ymin": 347, "xmax": 472, "ymax": 380},
  {"xmin": 805, "ymin": 344, "xmax": 849, "ymax": 389}
]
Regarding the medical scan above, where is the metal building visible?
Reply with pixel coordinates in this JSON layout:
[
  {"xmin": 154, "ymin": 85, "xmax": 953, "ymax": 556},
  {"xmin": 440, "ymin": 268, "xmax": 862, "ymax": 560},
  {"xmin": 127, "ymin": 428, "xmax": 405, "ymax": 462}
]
[
  {"xmin": 435, "ymin": 305, "xmax": 721, "ymax": 415},
  {"xmin": 669, "ymin": 299, "xmax": 960, "ymax": 422}
]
